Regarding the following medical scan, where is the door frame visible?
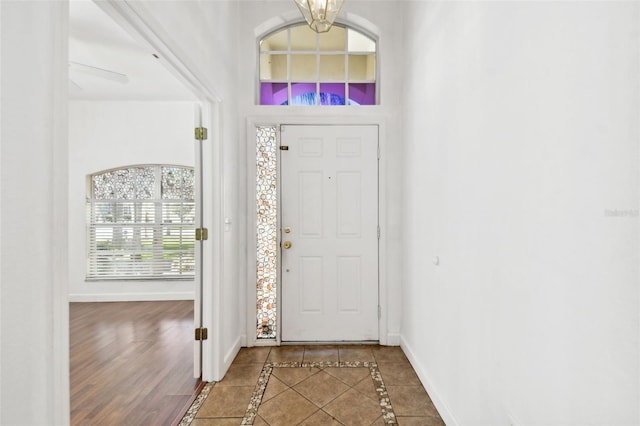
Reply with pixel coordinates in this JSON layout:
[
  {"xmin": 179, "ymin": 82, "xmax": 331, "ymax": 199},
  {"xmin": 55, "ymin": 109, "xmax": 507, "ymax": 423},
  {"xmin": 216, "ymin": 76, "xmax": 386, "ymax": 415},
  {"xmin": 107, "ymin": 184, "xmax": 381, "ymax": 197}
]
[
  {"xmin": 82, "ymin": 0, "xmax": 223, "ymax": 382},
  {"xmin": 245, "ymin": 116, "xmax": 389, "ymax": 347}
]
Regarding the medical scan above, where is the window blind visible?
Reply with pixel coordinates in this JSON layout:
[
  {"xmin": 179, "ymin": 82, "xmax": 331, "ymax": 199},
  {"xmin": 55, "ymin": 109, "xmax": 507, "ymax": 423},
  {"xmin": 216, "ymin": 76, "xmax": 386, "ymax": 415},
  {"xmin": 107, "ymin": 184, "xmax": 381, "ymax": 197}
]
[{"xmin": 87, "ymin": 199, "xmax": 195, "ymax": 280}]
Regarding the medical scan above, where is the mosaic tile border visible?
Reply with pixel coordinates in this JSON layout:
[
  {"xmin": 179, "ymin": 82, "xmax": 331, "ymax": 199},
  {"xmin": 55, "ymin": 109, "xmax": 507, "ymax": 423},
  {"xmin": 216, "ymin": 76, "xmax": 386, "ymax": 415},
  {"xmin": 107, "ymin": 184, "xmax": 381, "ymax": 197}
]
[
  {"xmin": 178, "ymin": 381, "xmax": 215, "ymax": 426},
  {"xmin": 241, "ymin": 361, "xmax": 397, "ymax": 425}
]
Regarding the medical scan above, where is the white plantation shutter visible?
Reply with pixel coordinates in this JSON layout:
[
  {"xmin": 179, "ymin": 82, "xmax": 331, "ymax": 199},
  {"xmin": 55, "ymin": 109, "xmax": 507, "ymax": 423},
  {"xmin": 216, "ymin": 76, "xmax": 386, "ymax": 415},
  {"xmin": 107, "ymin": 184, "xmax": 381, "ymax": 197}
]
[{"xmin": 87, "ymin": 166, "xmax": 195, "ymax": 280}]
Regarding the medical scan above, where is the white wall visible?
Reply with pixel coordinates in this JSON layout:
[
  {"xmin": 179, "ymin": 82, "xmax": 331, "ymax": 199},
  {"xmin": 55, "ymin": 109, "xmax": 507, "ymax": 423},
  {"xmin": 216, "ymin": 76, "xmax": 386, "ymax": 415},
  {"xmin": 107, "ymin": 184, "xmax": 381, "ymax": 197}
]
[
  {"xmin": 68, "ymin": 101, "xmax": 196, "ymax": 301},
  {"xmin": 126, "ymin": 0, "xmax": 243, "ymax": 380},
  {"xmin": 401, "ymin": 2, "xmax": 639, "ymax": 425},
  {"xmin": 1, "ymin": 1, "xmax": 69, "ymax": 424},
  {"xmin": 236, "ymin": 0, "xmax": 406, "ymax": 346}
]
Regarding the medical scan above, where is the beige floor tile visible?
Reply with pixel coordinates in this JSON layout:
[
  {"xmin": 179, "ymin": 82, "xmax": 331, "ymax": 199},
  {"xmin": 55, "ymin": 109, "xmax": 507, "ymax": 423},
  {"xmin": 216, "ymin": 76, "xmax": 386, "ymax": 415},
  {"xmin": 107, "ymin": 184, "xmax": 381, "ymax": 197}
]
[
  {"xmin": 268, "ymin": 345, "xmax": 305, "ymax": 363},
  {"xmin": 323, "ymin": 388, "xmax": 383, "ymax": 426},
  {"xmin": 372, "ymin": 346, "xmax": 408, "ymax": 363},
  {"xmin": 196, "ymin": 386, "xmax": 254, "ymax": 418},
  {"xmin": 377, "ymin": 362, "xmax": 421, "ymax": 386},
  {"xmin": 233, "ymin": 347, "xmax": 271, "ymax": 364},
  {"xmin": 298, "ymin": 409, "xmax": 343, "ymax": 425},
  {"xmin": 303, "ymin": 345, "xmax": 339, "ymax": 362},
  {"xmin": 352, "ymin": 375, "xmax": 379, "ymax": 402},
  {"xmin": 253, "ymin": 415, "xmax": 269, "ymax": 425},
  {"xmin": 370, "ymin": 415, "xmax": 386, "ymax": 425},
  {"xmin": 338, "ymin": 346, "xmax": 376, "ymax": 362},
  {"xmin": 188, "ymin": 345, "xmax": 445, "ymax": 426},
  {"xmin": 262, "ymin": 375, "xmax": 289, "ymax": 403},
  {"xmin": 217, "ymin": 363, "xmax": 264, "ymax": 387},
  {"xmin": 397, "ymin": 416, "xmax": 446, "ymax": 425},
  {"xmin": 324, "ymin": 367, "xmax": 371, "ymax": 386},
  {"xmin": 257, "ymin": 388, "xmax": 319, "ymax": 425},
  {"xmin": 272, "ymin": 366, "xmax": 321, "ymax": 386},
  {"xmin": 386, "ymin": 386, "xmax": 440, "ymax": 417},
  {"xmin": 293, "ymin": 370, "xmax": 350, "ymax": 407}
]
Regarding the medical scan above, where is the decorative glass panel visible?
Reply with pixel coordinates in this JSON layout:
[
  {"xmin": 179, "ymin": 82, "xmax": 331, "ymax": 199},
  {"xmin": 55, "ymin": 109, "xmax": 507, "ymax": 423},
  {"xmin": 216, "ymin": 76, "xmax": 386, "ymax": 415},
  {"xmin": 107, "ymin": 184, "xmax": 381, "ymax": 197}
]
[
  {"xmin": 319, "ymin": 26, "xmax": 346, "ymax": 51},
  {"xmin": 320, "ymin": 83, "xmax": 346, "ymax": 105},
  {"xmin": 162, "ymin": 166, "xmax": 195, "ymax": 200},
  {"xmin": 260, "ymin": 54, "xmax": 288, "ymax": 81},
  {"xmin": 348, "ymin": 28, "xmax": 375, "ymax": 52},
  {"xmin": 261, "ymin": 82, "xmax": 289, "ymax": 105},
  {"xmin": 261, "ymin": 28, "xmax": 288, "ymax": 52},
  {"xmin": 348, "ymin": 83, "xmax": 376, "ymax": 105},
  {"xmin": 290, "ymin": 82, "xmax": 318, "ymax": 105},
  {"xmin": 256, "ymin": 126, "xmax": 278, "ymax": 338},
  {"xmin": 92, "ymin": 167, "xmax": 154, "ymax": 200},
  {"xmin": 290, "ymin": 25, "xmax": 316, "ymax": 51},
  {"xmin": 291, "ymin": 55, "xmax": 317, "ymax": 81},
  {"xmin": 348, "ymin": 54, "xmax": 376, "ymax": 81},
  {"xmin": 320, "ymin": 55, "xmax": 345, "ymax": 80}
]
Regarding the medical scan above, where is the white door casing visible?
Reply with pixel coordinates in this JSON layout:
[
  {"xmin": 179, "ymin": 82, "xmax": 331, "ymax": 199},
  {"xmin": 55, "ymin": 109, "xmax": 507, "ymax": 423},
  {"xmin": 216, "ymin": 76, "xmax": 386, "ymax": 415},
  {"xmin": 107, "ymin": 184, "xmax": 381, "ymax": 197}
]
[
  {"xmin": 193, "ymin": 104, "xmax": 204, "ymax": 378},
  {"xmin": 280, "ymin": 125, "xmax": 379, "ymax": 342}
]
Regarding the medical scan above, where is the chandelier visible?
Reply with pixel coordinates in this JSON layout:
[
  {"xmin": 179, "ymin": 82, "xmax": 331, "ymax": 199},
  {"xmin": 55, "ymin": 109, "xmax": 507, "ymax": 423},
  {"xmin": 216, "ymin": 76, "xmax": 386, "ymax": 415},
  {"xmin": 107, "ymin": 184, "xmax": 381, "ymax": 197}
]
[{"xmin": 293, "ymin": 0, "xmax": 345, "ymax": 33}]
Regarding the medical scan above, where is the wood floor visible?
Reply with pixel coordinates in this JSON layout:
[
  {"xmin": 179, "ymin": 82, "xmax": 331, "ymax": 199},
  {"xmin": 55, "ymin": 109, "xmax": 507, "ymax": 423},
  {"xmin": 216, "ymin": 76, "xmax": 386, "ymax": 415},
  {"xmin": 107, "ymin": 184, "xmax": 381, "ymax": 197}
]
[{"xmin": 70, "ymin": 301, "xmax": 201, "ymax": 425}]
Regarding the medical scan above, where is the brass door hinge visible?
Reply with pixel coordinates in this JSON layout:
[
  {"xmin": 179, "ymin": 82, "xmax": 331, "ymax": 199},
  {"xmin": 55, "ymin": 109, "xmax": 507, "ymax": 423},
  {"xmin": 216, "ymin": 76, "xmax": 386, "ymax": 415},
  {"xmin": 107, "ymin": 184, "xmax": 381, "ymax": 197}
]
[
  {"xmin": 195, "ymin": 127, "xmax": 208, "ymax": 141},
  {"xmin": 195, "ymin": 327, "xmax": 208, "ymax": 341},
  {"xmin": 195, "ymin": 227, "xmax": 208, "ymax": 241},
  {"xmin": 279, "ymin": 146, "xmax": 289, "ymax": 151}
]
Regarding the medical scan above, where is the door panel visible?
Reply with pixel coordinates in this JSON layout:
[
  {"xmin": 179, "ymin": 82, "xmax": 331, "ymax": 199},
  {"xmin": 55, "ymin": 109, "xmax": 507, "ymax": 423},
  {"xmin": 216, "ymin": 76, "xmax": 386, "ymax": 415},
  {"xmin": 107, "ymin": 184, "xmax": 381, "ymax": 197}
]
[{"xmin": 281, "ymin": 125, "xmax": 378, "ymax": 342}]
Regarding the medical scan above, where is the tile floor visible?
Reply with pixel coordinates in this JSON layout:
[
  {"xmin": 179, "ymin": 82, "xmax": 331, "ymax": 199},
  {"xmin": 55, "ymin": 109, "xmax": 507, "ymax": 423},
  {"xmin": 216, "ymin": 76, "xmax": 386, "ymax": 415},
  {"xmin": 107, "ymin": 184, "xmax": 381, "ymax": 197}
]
[{"xmin": 184, "ymin": 345, "xmax": 444, "ymax": 426}]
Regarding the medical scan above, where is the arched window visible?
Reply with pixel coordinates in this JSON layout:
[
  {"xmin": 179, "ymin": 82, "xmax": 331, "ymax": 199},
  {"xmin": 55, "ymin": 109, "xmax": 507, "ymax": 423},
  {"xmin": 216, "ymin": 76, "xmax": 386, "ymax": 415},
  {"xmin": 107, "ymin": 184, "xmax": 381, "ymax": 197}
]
[
  {"xmin": 86, "ymin": 165, "xmax": 195, "ymax": 280},
  {"xmin": 259, "ymin": 23, "xmax": 377, "ymax": 106}
]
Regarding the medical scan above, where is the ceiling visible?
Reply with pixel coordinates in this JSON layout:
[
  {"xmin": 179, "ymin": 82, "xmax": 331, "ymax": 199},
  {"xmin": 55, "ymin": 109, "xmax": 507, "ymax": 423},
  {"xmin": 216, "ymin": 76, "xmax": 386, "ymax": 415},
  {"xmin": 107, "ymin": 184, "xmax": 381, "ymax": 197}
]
[{"xmin": 68, "ymin": 0, "xmax": 195, "ymax": 101}]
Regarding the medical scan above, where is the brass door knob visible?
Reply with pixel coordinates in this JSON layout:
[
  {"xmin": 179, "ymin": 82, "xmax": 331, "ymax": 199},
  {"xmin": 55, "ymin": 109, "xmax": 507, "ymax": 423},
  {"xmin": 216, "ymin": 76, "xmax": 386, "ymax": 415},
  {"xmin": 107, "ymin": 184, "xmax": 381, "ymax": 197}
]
[{"xmin": 283, "ymin": 241, "xmax": 292, "ymax": 249}]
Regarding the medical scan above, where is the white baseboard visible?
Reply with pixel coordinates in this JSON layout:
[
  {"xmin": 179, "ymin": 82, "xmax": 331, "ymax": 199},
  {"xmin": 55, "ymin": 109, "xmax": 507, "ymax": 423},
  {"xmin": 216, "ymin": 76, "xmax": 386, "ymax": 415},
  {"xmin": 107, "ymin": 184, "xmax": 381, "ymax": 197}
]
[
  {"xmin": 68, "ymin": 292, "xmax": 195, "ymax": 302},
  {"xmin": 385, "ymin": 332, "xmax": 401, "ymax": 346},
  {"xmin": 400, "ymin": 336, "xmax": 458, "ymax": 426},
  {"xmin": 223, "ymin": 335, "xmax": 243, "ymax": 372}
]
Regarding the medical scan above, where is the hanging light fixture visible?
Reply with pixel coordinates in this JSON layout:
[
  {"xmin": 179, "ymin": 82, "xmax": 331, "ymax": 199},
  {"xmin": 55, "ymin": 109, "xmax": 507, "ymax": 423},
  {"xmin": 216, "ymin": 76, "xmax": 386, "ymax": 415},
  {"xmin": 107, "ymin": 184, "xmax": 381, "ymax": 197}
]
[{"xmin": 293, "ymin": 0, "xmax": 345, "ymax": 33}]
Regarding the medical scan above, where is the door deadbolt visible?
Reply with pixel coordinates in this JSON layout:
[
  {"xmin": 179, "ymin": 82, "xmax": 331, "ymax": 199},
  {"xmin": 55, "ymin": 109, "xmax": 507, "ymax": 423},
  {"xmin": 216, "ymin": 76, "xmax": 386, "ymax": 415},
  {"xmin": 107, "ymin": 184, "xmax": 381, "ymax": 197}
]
[
  {"xmin": 283, "ymin": 241, "xmax": 292, "ymax": 249},
  {"xmin": 284, "ymin": 227, "xmax": 291, "ymax": 234}
]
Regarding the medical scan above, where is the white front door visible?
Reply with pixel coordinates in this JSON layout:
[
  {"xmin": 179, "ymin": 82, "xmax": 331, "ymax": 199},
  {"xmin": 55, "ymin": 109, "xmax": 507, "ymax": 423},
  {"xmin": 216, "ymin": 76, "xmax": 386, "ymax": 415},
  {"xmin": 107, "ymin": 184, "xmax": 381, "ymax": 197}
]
[{"xmin": 280, "ymin": 125, "xmax": 379, "ymax": 342}]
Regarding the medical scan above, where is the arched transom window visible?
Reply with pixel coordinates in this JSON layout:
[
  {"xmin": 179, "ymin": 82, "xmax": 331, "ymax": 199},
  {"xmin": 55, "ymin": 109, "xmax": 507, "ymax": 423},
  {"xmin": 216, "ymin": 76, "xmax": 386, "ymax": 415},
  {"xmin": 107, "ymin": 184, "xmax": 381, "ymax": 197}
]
[{"xmin": 259, "ymin": 23, "xmax": 377, "ymax": 106}]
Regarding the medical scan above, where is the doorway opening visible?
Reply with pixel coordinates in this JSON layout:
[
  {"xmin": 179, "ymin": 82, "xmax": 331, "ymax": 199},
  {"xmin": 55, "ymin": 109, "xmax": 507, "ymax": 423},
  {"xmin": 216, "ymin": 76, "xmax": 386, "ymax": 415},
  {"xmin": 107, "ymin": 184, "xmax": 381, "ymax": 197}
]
[{"xmin": 68, "ymin": 0, "xmax": 212, "ymax": 423}]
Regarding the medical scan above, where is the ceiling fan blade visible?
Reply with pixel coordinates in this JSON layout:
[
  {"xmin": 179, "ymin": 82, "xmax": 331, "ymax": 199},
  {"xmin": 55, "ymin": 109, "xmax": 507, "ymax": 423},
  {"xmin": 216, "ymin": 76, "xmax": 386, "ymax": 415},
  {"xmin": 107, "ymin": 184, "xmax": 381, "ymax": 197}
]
[{"xmin": 69, "ymin": 61, "xmax": 129, "ymax": 84}]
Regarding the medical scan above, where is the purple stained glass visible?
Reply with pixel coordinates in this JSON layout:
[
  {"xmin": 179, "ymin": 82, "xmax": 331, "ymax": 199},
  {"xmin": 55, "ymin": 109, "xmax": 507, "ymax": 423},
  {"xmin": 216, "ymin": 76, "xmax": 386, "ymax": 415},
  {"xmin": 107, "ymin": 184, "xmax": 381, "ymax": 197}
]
[
  {"xmin": 290, "ymin": 83, "xmax": 317, "ymax": 105},
  {"xmin": 349, "ymin": 83, "xmax": 376, "ymax": 105},
  {"xmin": 260, "ymin": 82, "xmax": 288, "ymax": 106},
  {"xmin": 260, "ymin": 82, "xmax": 376, "ymax": 106},
  {"xmin": 320, "ymin": 83, "xmax": 346, "ymax": 106}
]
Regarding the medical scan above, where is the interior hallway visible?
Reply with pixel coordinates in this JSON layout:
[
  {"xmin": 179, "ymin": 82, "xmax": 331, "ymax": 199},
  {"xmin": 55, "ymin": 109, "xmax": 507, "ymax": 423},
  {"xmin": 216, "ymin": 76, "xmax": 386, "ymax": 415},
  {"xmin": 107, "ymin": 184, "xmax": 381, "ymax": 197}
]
[
  {"xmin": 70, "ymin": 301, "xmax": 201, "ymax": 425},
  {"xmin": 184, "ymin": 346, "xmax": 444, "ymax": 425}
]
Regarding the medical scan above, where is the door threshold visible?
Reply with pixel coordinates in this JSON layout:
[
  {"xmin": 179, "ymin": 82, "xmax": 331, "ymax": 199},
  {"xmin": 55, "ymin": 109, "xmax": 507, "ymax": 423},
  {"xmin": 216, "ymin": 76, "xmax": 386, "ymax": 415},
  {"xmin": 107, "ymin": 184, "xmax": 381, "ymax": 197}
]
[
  {"xmin": 170, "ymin": 379, "xmax": 205, "ymax": 426},
  {"xmin": 280, "ymin": 341, "xmax": 379, "ymax": 346}
]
